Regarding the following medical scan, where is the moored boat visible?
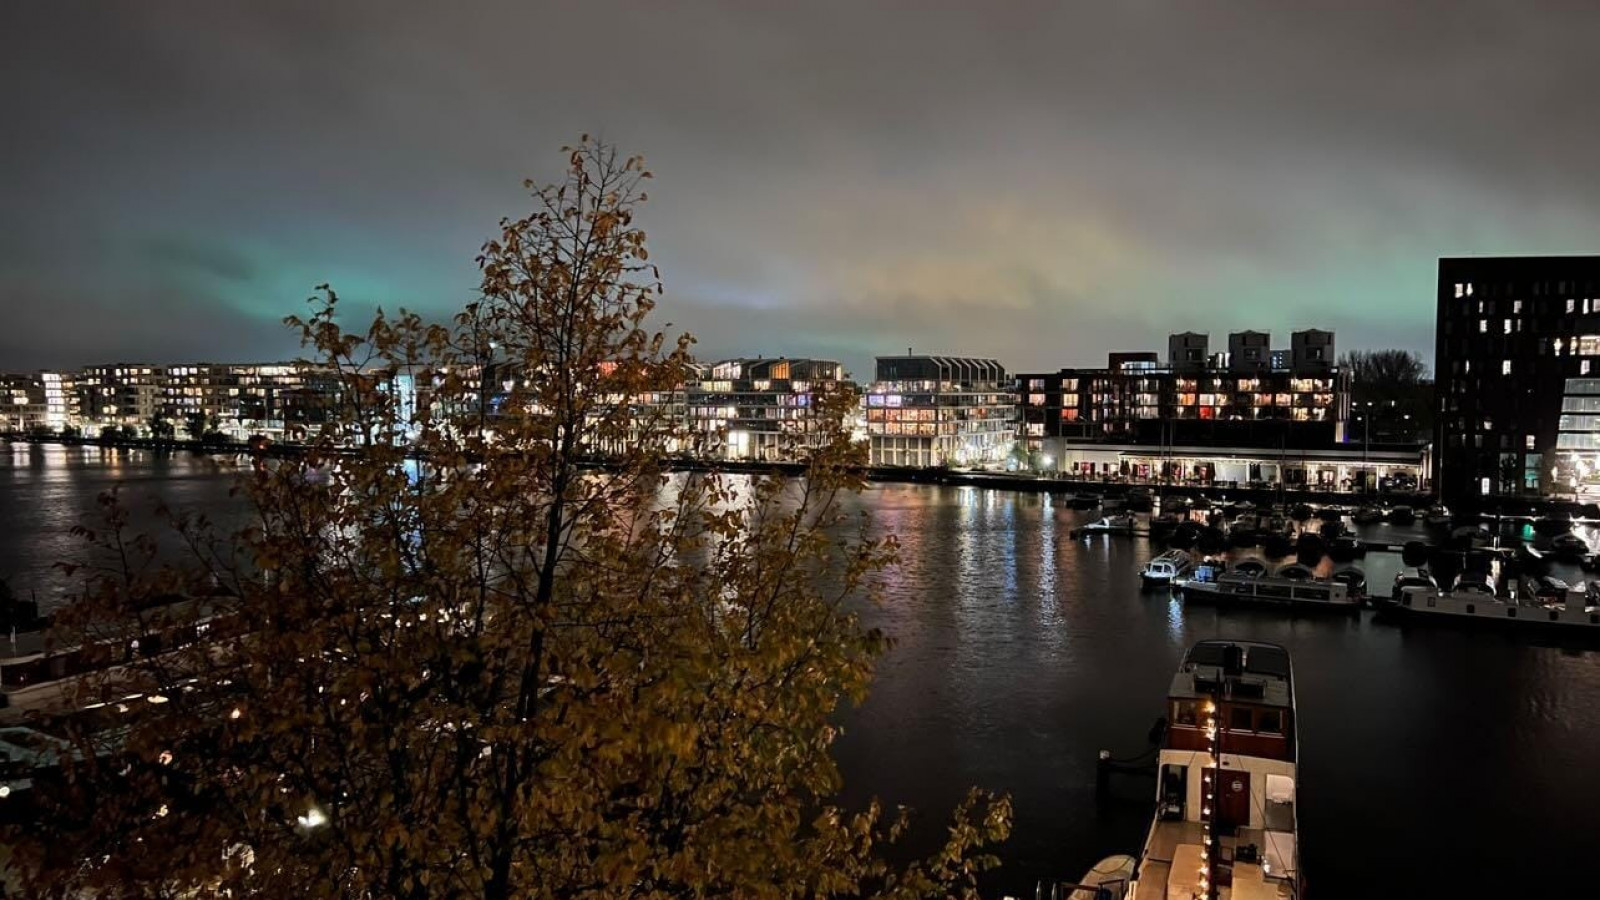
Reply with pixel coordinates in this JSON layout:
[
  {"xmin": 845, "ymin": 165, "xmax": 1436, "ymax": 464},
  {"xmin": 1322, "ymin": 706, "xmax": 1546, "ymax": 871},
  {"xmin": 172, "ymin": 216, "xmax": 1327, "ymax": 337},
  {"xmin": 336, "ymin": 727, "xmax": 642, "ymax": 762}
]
[
  {"xmin": 1141, "ymin": 550, "xmax": 1195, "ymax": 587},
  {"xmin": 1352, "ymin": 506, "xmax": 1384, "ymax": 525},
  {"xmin": 1126, "ymin": 641, "xmax": 1301, "ymax": 900},
  {"xmin": 1077, "ymin": 514, "xmax": 1137, "ymax": 536},
  {"xmin": 1177, "ymin": 563, "xmax": 1359, "ymax": 613},
  {"xmin": 1042, "ymin": 854, "xmax": 1136, "ymax": 900},
  {"xmin": 1382, "ymin": 583, "xmax": 1600, "ymax": 634}
]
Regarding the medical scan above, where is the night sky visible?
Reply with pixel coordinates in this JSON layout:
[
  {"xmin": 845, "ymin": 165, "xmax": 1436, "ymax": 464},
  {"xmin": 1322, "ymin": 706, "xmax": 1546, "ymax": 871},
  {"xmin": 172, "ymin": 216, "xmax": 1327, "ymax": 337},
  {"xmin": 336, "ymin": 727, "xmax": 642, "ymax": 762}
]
[{"xmin": 4, "ymin": 1, "xmax": 1599, "ymax": 379}]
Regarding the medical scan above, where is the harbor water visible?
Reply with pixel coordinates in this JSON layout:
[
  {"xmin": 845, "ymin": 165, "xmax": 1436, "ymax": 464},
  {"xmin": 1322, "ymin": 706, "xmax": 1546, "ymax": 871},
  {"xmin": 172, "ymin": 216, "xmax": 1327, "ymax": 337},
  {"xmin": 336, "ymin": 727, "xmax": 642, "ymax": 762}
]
[{"xmin": 4, "ymin": 443, "xmax": 1600, "ymax": 896}]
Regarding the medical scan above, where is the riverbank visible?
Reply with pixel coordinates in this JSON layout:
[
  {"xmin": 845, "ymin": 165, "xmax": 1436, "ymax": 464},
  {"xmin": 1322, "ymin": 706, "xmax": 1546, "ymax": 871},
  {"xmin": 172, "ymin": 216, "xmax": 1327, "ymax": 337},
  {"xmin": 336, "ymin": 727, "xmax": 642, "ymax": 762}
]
[{"xmin": 3, "ymin": 433, "xmax": 1436, "ymax": 508}]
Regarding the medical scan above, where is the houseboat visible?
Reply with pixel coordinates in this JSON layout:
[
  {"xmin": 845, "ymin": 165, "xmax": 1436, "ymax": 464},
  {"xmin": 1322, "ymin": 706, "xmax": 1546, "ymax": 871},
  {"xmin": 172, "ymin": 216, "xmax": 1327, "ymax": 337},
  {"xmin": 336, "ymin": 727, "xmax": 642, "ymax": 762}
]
[
  {"xmin": 1383, "ymin": 583, "xmax": 1600, "ymax": 634},
  {"xmin": 1177, "ymin": 563, "xmax": 1360, "ymax": 613},
  {"xmin": 1126, "ymin": 641, "xmax": 1301, "ymax": 900},
  {"xmin": 1140, "ymin": 550, "xmax": 1195, "ymax": 588}
]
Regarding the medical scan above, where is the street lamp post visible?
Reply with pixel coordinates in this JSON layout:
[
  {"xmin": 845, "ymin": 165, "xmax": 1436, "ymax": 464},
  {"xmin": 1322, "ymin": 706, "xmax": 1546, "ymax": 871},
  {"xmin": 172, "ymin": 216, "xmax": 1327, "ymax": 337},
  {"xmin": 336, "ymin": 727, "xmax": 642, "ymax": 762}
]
[{"xmin": 1361, "ymin": 401, "xmax": 1373, "ymax": 494}]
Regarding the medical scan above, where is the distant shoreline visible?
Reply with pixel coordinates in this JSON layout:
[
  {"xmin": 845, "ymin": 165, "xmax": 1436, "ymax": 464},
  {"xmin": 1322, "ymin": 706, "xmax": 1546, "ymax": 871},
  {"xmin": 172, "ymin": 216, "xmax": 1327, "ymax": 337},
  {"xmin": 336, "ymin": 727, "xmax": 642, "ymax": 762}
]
[{"xmin": 2, "ymin": 432, "xmax": 1444, "ymax": 511}]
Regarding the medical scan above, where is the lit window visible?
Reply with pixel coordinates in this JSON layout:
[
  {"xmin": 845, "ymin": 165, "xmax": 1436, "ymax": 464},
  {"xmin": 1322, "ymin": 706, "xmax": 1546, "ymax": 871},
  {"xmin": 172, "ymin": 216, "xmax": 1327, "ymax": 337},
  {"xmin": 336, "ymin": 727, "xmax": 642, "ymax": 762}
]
[
  {"xmin": 1455, "ymin": 283, "xmax": 1465, "ymax": 298},
  {"xmin": 1479, "ymin": 320, "xmax": 1488, "ymax": 333},
  {"xmin": 1570, "ymin": 299, "xmax": 1578, "ymax": 314},
  {"xmin": 1526, "ymin": 435, "xmax": 1536, "ymax": 450},
  {"xmin": 1585, "ymin": 361, "xmax": 1593, "ymax": 376},
  {"xmin": 1514, "ymin": 300, "xmax": 1523, "ymax": 314},
  {"xmin": 1502, "ymin": 360, "xmax": 1512, "ymax": 376},
  {"xmin": 1504, "ymin": 320, "xmax": 1512, "ymax": 335}
]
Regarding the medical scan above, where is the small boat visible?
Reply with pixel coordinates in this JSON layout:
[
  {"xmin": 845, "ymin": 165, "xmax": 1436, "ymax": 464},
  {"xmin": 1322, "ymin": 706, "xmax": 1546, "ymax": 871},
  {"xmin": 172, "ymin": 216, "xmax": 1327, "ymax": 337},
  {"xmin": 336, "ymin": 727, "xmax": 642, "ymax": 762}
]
[
  {"xmin": 1100, "ymin": 496, "xmax": 1127, "ymax": 513},
  {"xmin": 1162, "ymin": 497, "xmax": 1191, "ymax": 515},
  {"xmin": 1149, "ymin": 512, "xmax": 1184, "ymax": 539},
  {"xmin": 1386, "ymin": 505, "xmax": 1416, "ymax": 525},
  {"xmin": 1140, "ymin": 550, "xmax": 1195, "ymax": 587},
  {"xmin": 1423, "ymin": 507, "xmax": 1453, "ymax": 529},
  {"xmin": 1125, "ymin": 642, "xmax": 1302, "ymax": 899},
  {"xmin": 1067, "ymin": 493, "xmax": 1099, "ymax": 510},
  {"xmin": 1521, "ymin": 575, "xmax": 1570, "ymax": 602},
  {"xmin": 1228, "ymin": 514, "xmax": 1261, "ymax": 546},
  {"xmin": 1393, "ymin": 566, "xmax": 1438, "ymax": 599},
  {"xmin": 1551, "ymin": 532, "xmax": 1590, "ymax": 560},
  {"xmin": 1453, "ymin": 570, "xmax": 1497, "ymax": 596},
  {"xmin": 1263, "ymin": 513, "xmax": 1291, "ymax": 535},
  {"xmin": 1352, "ymin": 506, "xmax": 1384, "ymax": 525},
  {"xmin": 1331, "ymin": 565, "xmax": 1367, "ymax": 599},
  {"xmin": 1125, "ymin": 487, "xmax": 1154, "ymax": 512},
  {"xmin": 1289, "ymin": 503, "xmax": 1314, "ymax": 521},
  {"xmin": 1318, "ymin": 519, "xmax": 1350, "ymax": 540},
  {"xmin": 1177, "ymin": 564, "xmax": 1359, "ymax": 613},
  {"xmin": 1233, "ymin": 559, "xmax": 1269, "ymax": 578},
  {"xmin": 1189, "ymin": 495, "xmax": 1214, "ymax": 511},
  {"xmin": 1274, "ymin": 563, "xmax": 1315, "ymax": 580},
  {"xmin": 1077, "ymin": 514, "xmax": 1137, "ymax": 536}
]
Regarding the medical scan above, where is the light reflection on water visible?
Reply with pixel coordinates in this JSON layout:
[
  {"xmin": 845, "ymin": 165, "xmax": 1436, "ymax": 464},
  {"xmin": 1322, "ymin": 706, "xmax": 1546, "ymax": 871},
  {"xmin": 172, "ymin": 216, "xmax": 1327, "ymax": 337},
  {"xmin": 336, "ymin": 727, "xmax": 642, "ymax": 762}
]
[{"xmin": 4, "ymin": 450, "xmax": 1600, "ymax": 896}]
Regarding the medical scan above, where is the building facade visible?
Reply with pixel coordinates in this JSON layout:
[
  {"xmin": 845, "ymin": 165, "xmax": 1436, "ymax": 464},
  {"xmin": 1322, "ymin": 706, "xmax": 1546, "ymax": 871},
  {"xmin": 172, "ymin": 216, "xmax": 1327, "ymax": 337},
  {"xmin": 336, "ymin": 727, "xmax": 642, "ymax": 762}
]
[
  {"xmin": 77, "ymin": 364, "xmax": 165, "ymax": 431},
  {"xmin": 1019, "ymin": 330, "xmax": 1347, "ymax": 452},
  {"xmin": 1435, "ymin": 255, "xmax": 1600, "ymax": 506},
  {"xmin": 683, "ymin": 358, "xmax": 848, "ymax": 461},
  {"xmin": 0, "ymin": 374, "xmax": 47, "ymax": 432},
  {"xmin": 163, "ymin": 363, "xmax": 338, "ymax": 440},
  {"xmin": 864, "ymin": 355, "xmax": 1012, "ymax": 467}
]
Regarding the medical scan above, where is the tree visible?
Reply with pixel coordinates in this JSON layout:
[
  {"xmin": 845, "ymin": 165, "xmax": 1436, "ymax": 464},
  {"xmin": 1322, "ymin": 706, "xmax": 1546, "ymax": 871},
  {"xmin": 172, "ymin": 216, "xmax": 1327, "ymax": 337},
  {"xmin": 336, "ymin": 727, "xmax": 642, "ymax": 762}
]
[
  {"xmin": 148, "ymin": 413, "xmax": 176, "ymax": 441},
  {"xmin": 1340, "ymin": 349, "xmax": 1432, "ymax": 443},
  {"xmin": 13, "ymin": 140, "xmax": 1009, "ymax": 899}
]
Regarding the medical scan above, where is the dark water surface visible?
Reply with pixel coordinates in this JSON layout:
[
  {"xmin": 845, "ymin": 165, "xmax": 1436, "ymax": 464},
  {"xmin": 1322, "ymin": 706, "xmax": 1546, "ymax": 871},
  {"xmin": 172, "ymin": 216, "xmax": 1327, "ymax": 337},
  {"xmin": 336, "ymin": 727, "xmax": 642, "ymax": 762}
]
[{"xmin": 5, "ymin": 444, "xmax": 1599, "ymax": 896}]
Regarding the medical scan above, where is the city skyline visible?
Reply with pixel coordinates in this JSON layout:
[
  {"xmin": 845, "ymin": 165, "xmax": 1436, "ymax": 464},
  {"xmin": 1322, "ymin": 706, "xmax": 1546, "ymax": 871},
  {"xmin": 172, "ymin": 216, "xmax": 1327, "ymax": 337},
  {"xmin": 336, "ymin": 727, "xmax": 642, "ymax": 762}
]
[{"xmin": 6, "ymin": 2, "xmax": 1600, "ymax": 377}]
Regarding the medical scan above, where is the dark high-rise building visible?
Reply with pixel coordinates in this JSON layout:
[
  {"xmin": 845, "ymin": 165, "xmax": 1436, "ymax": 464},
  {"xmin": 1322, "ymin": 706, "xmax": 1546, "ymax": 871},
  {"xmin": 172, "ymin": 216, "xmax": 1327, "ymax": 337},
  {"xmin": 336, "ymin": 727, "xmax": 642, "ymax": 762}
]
[
  {"xmin": 1018, "ymin": 330, "xmax": 1348, "ymax": 449},
  {"xmin": 1435, "ymin": 255, "xmax": 1600, "ymax": 506}
]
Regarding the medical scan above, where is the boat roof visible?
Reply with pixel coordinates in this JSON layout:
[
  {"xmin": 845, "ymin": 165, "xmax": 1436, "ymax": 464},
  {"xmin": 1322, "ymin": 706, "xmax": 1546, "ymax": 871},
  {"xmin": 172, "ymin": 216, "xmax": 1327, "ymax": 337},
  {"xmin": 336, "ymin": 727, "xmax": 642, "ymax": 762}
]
[{"xmin": 1171, "ymin": 641, "xmax": 1293, "ymax": 709}]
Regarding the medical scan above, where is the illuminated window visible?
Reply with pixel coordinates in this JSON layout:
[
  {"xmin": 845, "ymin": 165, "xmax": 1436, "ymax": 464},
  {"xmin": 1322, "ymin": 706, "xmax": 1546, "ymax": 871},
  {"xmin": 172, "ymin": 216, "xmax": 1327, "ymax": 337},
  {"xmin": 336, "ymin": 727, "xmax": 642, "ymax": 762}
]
[
  {"xmin": 1514, "ymin": 300, "xmax": 1523, "ymax": 314},
  {"xmin": 1502, "ymin": 360, "xmax": 1512, "ymax": 376},
  {"xmin": 1570, "ymin": 299, "xmax": 1578, "ymax": 314},
  {"xmin": 1479, "ymin": 320, "xmax": 1488, "ymax": 333}
]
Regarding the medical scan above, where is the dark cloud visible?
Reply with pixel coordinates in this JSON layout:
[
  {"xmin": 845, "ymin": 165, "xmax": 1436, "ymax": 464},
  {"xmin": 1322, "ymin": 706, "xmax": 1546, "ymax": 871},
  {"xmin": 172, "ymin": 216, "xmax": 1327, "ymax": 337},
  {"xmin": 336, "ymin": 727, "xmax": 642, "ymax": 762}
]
[{"xmin": 3, "ymin": 1, "xmax": 1599, "ymax": 377}]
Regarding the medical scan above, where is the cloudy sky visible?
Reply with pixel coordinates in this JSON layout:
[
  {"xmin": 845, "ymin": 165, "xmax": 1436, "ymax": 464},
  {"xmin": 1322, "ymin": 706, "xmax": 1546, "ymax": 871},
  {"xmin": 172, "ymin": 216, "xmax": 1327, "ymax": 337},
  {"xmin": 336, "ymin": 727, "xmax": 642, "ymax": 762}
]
[{"xmin": 3, "ymin": 1, "xmax": 1598, "ymax": 378}]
